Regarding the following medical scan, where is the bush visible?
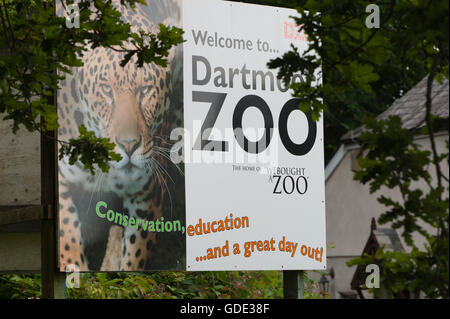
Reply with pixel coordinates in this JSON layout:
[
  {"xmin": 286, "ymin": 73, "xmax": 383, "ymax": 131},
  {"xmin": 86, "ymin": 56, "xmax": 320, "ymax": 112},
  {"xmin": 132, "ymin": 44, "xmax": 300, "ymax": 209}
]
[{"xmin": 0, "ymin": 271, "xmax": 327, "ymax": 299}]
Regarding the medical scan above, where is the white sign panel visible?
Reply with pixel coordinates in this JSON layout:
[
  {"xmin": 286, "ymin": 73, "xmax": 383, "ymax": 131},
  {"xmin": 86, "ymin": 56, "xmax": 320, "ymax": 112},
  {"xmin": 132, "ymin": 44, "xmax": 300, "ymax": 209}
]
[{"xmin": 182, "ymin": 0, "xmax": 326, "ymax": 271}]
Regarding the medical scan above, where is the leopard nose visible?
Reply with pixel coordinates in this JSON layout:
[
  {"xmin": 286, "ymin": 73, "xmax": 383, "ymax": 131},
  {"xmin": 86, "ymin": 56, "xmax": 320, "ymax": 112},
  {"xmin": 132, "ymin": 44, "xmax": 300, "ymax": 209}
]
[{"xmin": 116, "ymin": 136, "xmax": 142, "ymax": 157}]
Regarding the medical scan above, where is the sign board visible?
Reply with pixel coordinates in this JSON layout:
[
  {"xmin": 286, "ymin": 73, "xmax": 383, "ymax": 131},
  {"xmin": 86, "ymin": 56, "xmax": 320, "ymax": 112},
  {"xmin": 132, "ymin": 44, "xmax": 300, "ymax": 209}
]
[{"xmin": 57, "ymin": 0, "xmax": 325, "ymax": 272}]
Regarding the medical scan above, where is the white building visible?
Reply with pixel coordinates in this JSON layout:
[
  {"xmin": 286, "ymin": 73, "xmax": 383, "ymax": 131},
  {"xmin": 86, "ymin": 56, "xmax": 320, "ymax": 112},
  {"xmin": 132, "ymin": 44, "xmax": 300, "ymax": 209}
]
[{"xmin": 321, "ymin": 76, "xmax": 449, "ymax": 298}]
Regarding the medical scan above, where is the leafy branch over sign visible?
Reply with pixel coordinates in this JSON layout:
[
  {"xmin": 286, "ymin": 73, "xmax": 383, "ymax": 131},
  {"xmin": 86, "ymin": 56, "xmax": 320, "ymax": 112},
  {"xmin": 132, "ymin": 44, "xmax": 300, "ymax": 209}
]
[{"xmin": 59, "ymin": 125, "xmax": 123, "ymax": 175}]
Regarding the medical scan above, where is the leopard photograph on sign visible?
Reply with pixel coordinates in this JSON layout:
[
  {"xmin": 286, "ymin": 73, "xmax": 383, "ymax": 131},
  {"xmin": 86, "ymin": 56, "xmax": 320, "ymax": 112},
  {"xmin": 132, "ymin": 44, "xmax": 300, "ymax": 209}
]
[
  {"xmin": 57, "ymin": 0, "xmax": 185, "ymax": 272},
  {"xmin": 57, "ymin": 0, "xmax": 326, "ymax": 273}
]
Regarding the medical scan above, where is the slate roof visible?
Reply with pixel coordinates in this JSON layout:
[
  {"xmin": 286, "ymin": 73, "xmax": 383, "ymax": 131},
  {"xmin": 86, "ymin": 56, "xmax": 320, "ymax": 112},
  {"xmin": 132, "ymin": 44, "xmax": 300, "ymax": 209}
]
[{"xmin": 341, "ymin": 75, "xmax": 449, "ymax": 142}]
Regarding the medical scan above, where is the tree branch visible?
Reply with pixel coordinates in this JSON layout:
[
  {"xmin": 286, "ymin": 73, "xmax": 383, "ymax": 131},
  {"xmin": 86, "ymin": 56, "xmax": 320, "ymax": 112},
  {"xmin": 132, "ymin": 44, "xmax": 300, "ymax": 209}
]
[
  {"xmin": 424, "ymin": 56, "xmax": 449, "ymax": 240},
  {"xmin": 324, "ymin": 0, "xmax": 396, "ymax": 69}
]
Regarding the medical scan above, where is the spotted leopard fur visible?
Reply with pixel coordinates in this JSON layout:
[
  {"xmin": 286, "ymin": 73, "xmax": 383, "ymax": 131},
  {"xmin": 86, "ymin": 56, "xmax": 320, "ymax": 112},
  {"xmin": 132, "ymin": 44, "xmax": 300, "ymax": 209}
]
[{"xmin": 57, "ymin": 0, "xmax": 183, "ymax": 271}]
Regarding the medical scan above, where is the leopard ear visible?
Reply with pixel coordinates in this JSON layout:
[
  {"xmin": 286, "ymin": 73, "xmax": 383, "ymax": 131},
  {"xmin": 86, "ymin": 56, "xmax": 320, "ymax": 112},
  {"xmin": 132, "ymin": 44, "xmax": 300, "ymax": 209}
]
[{"xmin": 160, "ymin": 0, "xmax": 182, "ymax": 36}]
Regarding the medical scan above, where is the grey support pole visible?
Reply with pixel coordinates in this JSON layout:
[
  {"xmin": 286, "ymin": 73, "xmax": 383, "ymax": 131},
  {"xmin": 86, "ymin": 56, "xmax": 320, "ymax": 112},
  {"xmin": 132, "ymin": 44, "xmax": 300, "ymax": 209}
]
[
  {"xmin": 40, "ymin": 127, "xmax": 66, "ymax": 299},
  {"xmin": 40, "ymin": 42, "xmax": 66, "ymax": 298},
  {"xmin": 283, "ymin": 270, "xmax": 304, "ymax": 299}
]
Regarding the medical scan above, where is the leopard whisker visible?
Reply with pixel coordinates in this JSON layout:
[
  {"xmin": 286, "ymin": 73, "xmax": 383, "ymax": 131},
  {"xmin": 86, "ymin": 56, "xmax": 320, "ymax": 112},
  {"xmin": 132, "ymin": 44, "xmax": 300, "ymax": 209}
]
[
  {"xmin": 153, "ymin": 149, "xmax": 184, "ymax": 177},
  {"xmin": 152, "ymin": 135, "xmax": 172, "ymax": 146},
  {"xmin": 147, "ymin": 157, "xmax": 163, "ymax": 188},
  {"xmin": 153, "ymin": 146, "xmax": 177, "ymax": 153},
  {"xmin": 151, "ymin": 154, "xmax": 175, "ymax": 185},
  {"xmin": 149, "ymin": 155, "xmax": 174, "ymax": 219},
  {"xmin": 141, "ymin": 148, "xmax": 184, "ymax": 180},
  {"xmin": 87, "ymin": 171, "xmax": 103, "ymax": 216}
]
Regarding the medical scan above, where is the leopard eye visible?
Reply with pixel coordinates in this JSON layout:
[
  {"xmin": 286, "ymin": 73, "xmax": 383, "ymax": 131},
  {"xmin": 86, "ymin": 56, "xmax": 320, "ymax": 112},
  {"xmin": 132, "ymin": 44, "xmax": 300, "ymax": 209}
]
[
  {"xmin": 140, "ymin": 85, "xmax": 151, "ymax": 96},
  {"xmin": 100, "ymin": 84, "xmax": 113, "ymax": 97}
]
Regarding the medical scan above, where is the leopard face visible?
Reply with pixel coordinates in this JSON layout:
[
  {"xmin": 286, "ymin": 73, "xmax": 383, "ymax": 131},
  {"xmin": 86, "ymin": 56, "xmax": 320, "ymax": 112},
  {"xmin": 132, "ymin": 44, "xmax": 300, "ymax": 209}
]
[
  {"xmin": 58, "ymin": 3, "xmax": 181, "ymax": 197},
  {"xmin": 67, "ymin": 48, "xmax": 171, "ymax": 194}
]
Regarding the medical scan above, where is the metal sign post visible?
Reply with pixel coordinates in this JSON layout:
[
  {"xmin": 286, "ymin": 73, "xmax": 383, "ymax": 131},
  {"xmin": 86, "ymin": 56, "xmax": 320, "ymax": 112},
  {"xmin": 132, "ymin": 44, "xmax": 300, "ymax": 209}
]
[
  {"xmin": 40, "ymin": 92, "xmax": 66, "ymax": 299},
  {"xmin": 283, "ymin": 270, "xmax": 304, "ymax": 299}
]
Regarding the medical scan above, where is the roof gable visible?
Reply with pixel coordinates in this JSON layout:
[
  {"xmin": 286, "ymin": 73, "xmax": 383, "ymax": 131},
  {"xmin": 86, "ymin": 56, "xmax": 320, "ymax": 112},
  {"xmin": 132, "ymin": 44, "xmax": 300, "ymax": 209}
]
[{"xmin": 342, "ymin": 76, "xmax": 449, "ymax": 142}]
